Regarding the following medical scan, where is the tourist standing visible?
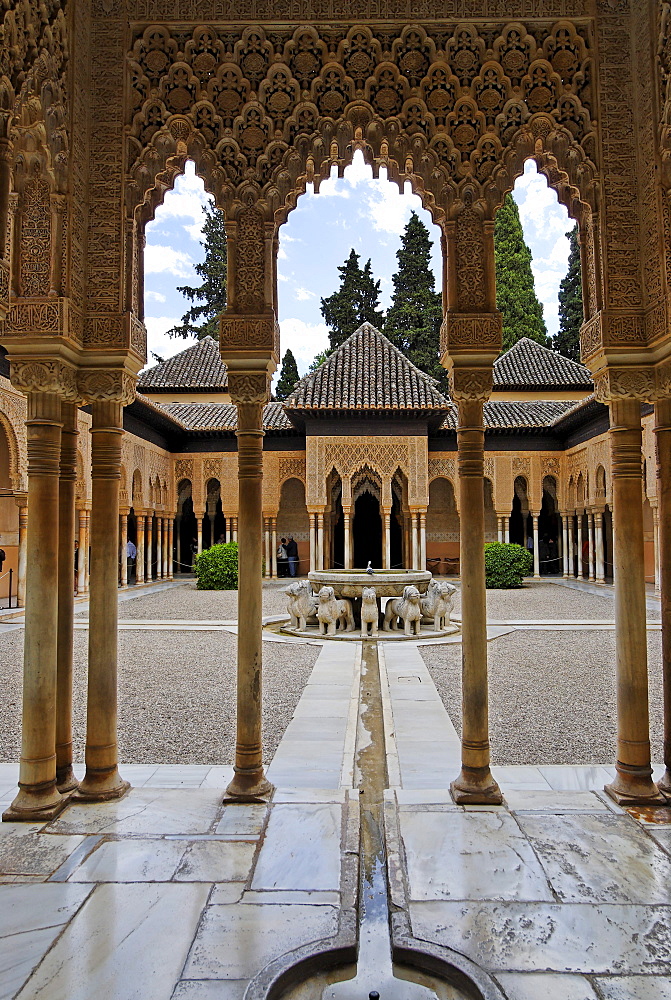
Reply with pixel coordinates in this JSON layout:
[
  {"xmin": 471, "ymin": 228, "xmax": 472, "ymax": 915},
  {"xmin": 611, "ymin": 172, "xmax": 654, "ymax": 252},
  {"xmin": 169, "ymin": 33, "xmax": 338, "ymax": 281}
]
[
  {"xmin": 286, "ymin": 535, "xmax": 299, "ymax": 578},
  {"xmin": 277, "ymin": 537, "xmax": 288, "ymax": 577}
]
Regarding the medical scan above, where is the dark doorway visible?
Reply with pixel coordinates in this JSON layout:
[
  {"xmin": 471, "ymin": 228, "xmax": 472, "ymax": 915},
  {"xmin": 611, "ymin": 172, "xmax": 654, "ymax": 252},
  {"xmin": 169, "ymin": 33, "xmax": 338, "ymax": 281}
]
[
  {"xmin": 391, "ymin": 496, "xmax": 403, "ymax": 569},
  {"xmin": 353, "ymin": 492, "xmax": 382, "ymax": 568},
  {"xmin": 179, "ymin": 497, "xmax": 197, "ymax": 570},
  {"xmin": 333, "ymin": 510, "xmax": 344, "ymax": 568},
  {"xmin": 509, "ymin": 493, "xmax": 525, "ymax": 546},
  {"xmin": 538, "ymin": 489, "xmax": 560, "ymax": 575}
]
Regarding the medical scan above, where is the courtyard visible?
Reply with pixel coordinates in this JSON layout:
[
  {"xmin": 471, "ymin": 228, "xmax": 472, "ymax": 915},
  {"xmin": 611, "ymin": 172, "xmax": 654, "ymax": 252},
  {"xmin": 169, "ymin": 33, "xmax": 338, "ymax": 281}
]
[{"xmin": 1, "ymin": 577, "xmax": 670, "ymax": 1000}]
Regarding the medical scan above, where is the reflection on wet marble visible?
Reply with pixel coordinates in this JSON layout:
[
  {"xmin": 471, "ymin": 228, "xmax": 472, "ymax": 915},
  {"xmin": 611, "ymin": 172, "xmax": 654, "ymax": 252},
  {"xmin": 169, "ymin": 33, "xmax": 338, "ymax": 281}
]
[
  {"xmin": 0, "ymin": 824, "xmax": 85, "ymax": 876},
  {"xmin": 594, "ymin": 976, "xmax": 671, "ymax": 998},
  {"xmin": 410, "ymin": 900, "xmax": 671, "ymax": 974},
  {"xmin": 172, "ymin": 981, "xmax": 248, "ymax": 999},
  {"xmin": 503, "ymin": 789, "xmax": 609, "ymax": 812},
  {"xmin": 215, "ymin": 804, "xmax": 267, "ymax": 837},
  {"xmin": 401, "ymin": 810, "xmax": 553, "ymax": 901},
  {"xmin": 518, "ymin": 813, "xmax": 671, "ymax": 904},
  {"xmin": 647, "ymin": 829, "xmax": 671, "ymax": 856},
  {"xmin": 175, "ymin": 841, "xmax": 256, "ymax": 882},
  {"xmin": 67, "ymin": 838, "xmax": 187, "ymax": 882},
  {"xmin": 183, "ymin": 903, "xmax": 338, "ymax": 979},
  {"xmin": 16, "ymin": 883, "xmax": 210, "ymax": 1000},
  {"xmin": 47, "ymin": 788, "xmax": 223, "ymax": 836},
  {"xmin": 495, "ymin": 972, "xmax": 599, "ymax": 999},
  {"xmin": 251, "ymin": 804, "xmax": 341, "ymax": 891}
]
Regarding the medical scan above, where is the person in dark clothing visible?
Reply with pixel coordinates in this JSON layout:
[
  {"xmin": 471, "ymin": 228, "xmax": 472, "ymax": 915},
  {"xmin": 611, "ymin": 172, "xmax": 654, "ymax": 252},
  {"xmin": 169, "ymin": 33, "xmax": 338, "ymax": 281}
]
[{"xmin": 285, "ymin": 535, "xmax": 299, "ymax": 577}]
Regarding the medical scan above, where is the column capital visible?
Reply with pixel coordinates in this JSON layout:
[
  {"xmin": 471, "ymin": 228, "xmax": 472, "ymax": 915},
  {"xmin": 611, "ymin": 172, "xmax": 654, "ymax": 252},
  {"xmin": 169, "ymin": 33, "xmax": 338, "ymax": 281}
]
[
  {"xmin": 440, "ymin": 312, "xmax": 502, "ymax": 363},
  {"xmin": 10, "ymin": 358, "xmax": 79, "ymax": 401},
  {"xmin": 449, "ymin": 368, "xmax": 493, "ymax": 402},
  {"xmin": 77, "ymin": 369, "xmax": 136, "ymax": 405},
  {"xmin": 220, "ymin": 314, "xmax": 280, "ymax": 361},
  {"xmin": 228, "ymin": 370, "xmax": 270, "ymax": 405}
]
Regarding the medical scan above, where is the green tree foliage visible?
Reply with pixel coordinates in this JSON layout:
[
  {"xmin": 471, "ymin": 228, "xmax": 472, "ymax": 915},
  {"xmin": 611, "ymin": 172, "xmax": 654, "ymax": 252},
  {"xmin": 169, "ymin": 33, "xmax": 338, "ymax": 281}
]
[
  {"xmin": 384, "ymin": 212, "xmax": 446, "ymax": 393},
  {"xmin": 195, "ymin": 542, "xmax": 238, "ymax": 590},
  {"xmin": 275, "ymin": 349, "xmax": 300, "ymax": 400},
  {"xmin": 554, "ymin": 224, "xmax": 583, "ymax": 362},
  {"xmin": 168, "ymin": 203, "xmax": 227, "ymax": 340},
  {"xmin": 308, "ymin": 349, "xmax": 331, "ymax": 372},
  {"xmin": 494, "ymin": 195, "xmax": 549, "ymax": 352},
  {"xmin": 484, "ymin": 542, "xmax": 533, "ymax": 589},
  {"xmin": 320, "ymin": 249, "xmax": 384, "ymax": 350}
]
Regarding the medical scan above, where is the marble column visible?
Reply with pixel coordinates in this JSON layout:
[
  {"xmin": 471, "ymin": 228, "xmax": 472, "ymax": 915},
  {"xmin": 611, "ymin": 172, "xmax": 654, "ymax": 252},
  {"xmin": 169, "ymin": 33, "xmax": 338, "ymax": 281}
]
[
  {"xmin": 162, "ymin": 518, "xmax": 168, "ymax": 578},
  {"xmin": 146, "ymin": 515, "xmax": 153, "ymax": 581},
  {"xmin": 504, "ymin": 516, "xmax": 510, "ymax": 544},
  {"xmin": 76, "ymin": 400, "xmax": 129, "ymax": 802},
  {"xmin": 344, "ymin": 508, "xmax": 352, "ymax": 570},
  {"xmin": 605, "ymin": 398, "xmax": 663, "ymax": 805},
  {"xmin": 271, "ymin": 519, "xmax": 277, "ymax": 578},
  {"xmin": 168, "ymin": 519, "xmax": 174, "ymax": 580},
  {"xmin": 225, "ymin": 379, "xmax": 272, "ymax": 801},
  {"xmin": 653, "ymin": 507, "xmax": 661, "ymax": 595},
  {"xmin": 119, "ymin": 513, "xmax": 128, "ymax": 586},
  {"xmin": 56, "ymin": 402, "xmax": 78, "ymax": 794},
  {"xmin": 655, "ymin": 398, "xmax": 671, "ymax": 796},
  {"xmin": 136, "ymin": 514, "xmax": 145, "ymax": 584},
  {"xmin": 80, "ymin": 510, "xmax": 90, "ymax": 594},
  {"xmin": 4, "ymin": 391, "xmax": 66, "ymax": 821},
  {"xmin": 451, "ymin": 397, "xmax": 501, "ymax": 805},
  {"xmin": 420, "ymin": 511, "xmax": 427, "ymax": 571},
  {"xmin": 197, "ymin": 515, "xmax": 203, "ymax": 555},
  {"xmin": 532, "ymin": 515, "xmax": 540, "ymax": 578},
  {"xmin": 383, "ymin": 509, "xmax": 391, "ymax": 570},
  {"xmin": 317, "ymin": 513, "xmax": 324, "ymax": 571},
  {"xmin": 577, "ymin": 515, "xmax": 583, "ymax": 579},
  {"xmin": 17, "ymin": 503, "xmax": 27, "ymax": 606},
  {"xmin": 562, "ymin": 514, "xmax": 570, "ymax": 578},
  {"xmin": 264, "ymin": 520, "xmax": 270, "ymax": 579},
  {"xmin": 595, "ymin": 511, "xmax": 605, "ymax": 584},
  {"xmin": 588, "ymin": 513, "xmax": 596, "ymax": 582},
  {"xmin": 309, "ymin": 513, "xmax": 316, "ymax": 572},
  {"xmin": 497, "ymin": 517, "xmax": 503, "ymax": 543},
  {"xmin": 232, "ymin": 516, "xmax": 238, "ymax": 542},
  {"xmin": 568, "ymin": 515, "xmax": 575, "ymax": 578}
]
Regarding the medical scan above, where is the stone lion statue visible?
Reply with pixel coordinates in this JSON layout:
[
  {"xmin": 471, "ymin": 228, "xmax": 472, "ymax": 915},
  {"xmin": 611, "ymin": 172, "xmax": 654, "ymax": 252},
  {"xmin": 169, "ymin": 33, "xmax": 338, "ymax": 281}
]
[
  {"xmin": 285, "ymin": 581, "xmax": 317, "ymax": 630},
  {"xmin": 383, "ymin": 584, "xmax": 422, "ymax": 636},
  {"xmin": 316, "ymin": 586, "xmax": 355, "ymax": 636},
  {"xmin": 421, "ymin": 579, "xmax": 457, "ymax": 631},
  {"xmin": 360, "ymin": 586, "xmax": 379, "ymax": 638}
]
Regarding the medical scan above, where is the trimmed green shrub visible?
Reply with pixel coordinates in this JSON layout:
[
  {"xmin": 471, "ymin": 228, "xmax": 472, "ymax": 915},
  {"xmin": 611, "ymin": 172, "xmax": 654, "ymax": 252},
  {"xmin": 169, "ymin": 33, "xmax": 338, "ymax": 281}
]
[
  {"xmin": 195, "ymin": 542, "xmax": 238, "ymax": 590},
  {"xmin": 484, "ymin": 542, "xmax": 533, "ymax": 589}
]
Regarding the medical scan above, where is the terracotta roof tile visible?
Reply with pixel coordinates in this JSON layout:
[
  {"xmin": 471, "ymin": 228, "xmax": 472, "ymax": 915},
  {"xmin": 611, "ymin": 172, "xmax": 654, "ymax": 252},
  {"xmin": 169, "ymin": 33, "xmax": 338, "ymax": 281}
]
[
  {"xmin": 138, "ymin": 336, "xmax": 228, "ymax": 391},
  {"xmin": 493, "ymin": 338, "xmax": 592, "ymax": 390},
  {"xmin": 440, "ymin": 399, "xmax": 576, "ymax": 430},
  {"xmin": 285, "ymin": 323, "xmax": 449, "ymax": 411},
  {"xmin": 159, "ymin": 401, "xmax": 293, "ymax": 432}
]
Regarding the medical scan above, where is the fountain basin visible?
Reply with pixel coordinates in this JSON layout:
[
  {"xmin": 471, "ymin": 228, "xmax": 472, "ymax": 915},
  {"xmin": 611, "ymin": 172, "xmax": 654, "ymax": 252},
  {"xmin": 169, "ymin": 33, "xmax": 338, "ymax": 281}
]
[{"xmin": 308, "ymin": 569, "xmax": 432, "ymax": 600}]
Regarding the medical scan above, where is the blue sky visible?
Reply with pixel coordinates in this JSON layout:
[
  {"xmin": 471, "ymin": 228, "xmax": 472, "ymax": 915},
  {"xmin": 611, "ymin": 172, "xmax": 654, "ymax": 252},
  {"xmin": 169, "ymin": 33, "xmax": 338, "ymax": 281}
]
[{"xmin": 143, "ymin": 154, "xmax": 572, "ymax": 379}]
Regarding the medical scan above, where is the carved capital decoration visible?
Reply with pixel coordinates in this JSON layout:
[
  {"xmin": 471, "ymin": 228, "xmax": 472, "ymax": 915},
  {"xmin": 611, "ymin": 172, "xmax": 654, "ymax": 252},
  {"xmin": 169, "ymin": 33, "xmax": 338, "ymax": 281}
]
[
  {"xmin": 77, "ymin": 369, "xmax": 137, "ymax": 405},
  {"xmin": 593, "ymin": 367, "xmax": 656, "ymax": 403},
  {"xmin": 579, "ymin": 314, "xmax": 602, "ymax": 360},
  {"xmin": 220, "ymin": 315, "xmax": 279, "ymax": 358},
  {"xmin": 0, "ymin": 259, "xmax": 9, "ymax": 319},
  {"xmin": 228, "ymin": 370, "xmax": 270, "ymax": 405},
  {"xmin": 175, "ymin": 459, "xmax": 194, "ymax": 482},
  {"xmin": 4, "ymin": 298, "xmax": 83, "ymax": 346},
  {"xmin": 449, "ymin": 368, "xmax": 493, "ymax": 402},
  {"xmin": 440, "ymin": 313, "xmax": 502, "ymax": 355},
  {"xmin": 10, "ymin": 359, "xmax": 79, "ymax": 401}
]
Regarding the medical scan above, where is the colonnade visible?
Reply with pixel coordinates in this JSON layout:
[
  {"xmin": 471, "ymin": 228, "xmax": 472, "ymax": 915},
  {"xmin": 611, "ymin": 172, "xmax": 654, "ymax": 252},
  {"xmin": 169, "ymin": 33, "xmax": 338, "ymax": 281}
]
[
  {"xmin": 119, "ymin": 512, "xmax": 174, "ymax": 585},
  {"xmin": 305, "ymin": 505, "xmax": 428, "ymax": 572}
]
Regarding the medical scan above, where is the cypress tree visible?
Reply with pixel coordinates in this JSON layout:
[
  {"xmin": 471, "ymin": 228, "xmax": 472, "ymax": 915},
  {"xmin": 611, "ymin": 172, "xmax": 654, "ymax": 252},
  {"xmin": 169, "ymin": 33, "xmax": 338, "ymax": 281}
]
[
  {"xmin": 275, "ymin": 349, "xmax": 300, "ymax": 400},
  {"xmin": 554, "ymin": 224, "xmax": 584, "ymax": 363},
  {"xmin": 494, "ymin": 194, "xmax": 549, "ymax": 352},
  {"xmin": 320, "ymin": 249, "xmax": 384, "ymax": 350},
  {"xmin": 384, "ymin": 212, "xmax": 446, "ymax": 392},
  {"xmin": 168, "ymin": 203, "xmax": 227, "ymax": 340}
]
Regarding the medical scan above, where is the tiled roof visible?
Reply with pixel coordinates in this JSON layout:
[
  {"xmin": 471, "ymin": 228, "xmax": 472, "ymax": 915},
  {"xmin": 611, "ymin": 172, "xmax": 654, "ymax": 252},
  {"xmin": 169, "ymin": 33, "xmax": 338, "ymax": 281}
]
[
  {"xmin": 493, "ymin": 338, "xmax": 592, "ymax": 389},
  {"xmin": 159, "ymin": 401, "xmax": 293, "ymax": 432},
  {"xmin": 285, "ymin": 323, "xmax": 449, "ymax": 411},
  {"xmin": 138, "ymin": 336, "xmax": 228, "ymax": 391},
  {"xmin": 440, "ymin": 399, "xmax": 576, "ymax": 431}
]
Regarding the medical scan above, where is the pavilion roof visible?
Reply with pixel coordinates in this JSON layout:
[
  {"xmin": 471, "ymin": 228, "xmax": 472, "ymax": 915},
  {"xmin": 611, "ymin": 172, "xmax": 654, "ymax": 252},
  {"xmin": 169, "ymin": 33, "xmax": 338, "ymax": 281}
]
[
  {"xmin": 138, "ymin": 336, "xmax": 228, "ymax": 391},
  {"xmin": 159, "ymin": 400, "xmax": 293, "ymax": 432},
  {"xmin": 493, "ymin": 337, "xmax": 592, "ymax": 390}
]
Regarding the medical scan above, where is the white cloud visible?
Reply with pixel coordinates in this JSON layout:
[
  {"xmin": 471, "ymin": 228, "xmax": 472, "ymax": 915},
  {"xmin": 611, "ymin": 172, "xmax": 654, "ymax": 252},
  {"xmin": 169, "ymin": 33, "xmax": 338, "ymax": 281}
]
[
  {"xmin": 365, "ymin": 182, "xmax": 423, "ymax": 235},
  {"xmin": 144, "ymin": 244, "xmax": 194, "ymax": 278},
  {"xmin": 295, "ymin": 287, "xmax": 316, "ymax": 301},
  {"xmin": 278, "ymin": 246, "xmax": 288, "ymax": 261},
  {"xmin": 145, "ymin": 290, "xmax": 166, "ymax": 303},
  {"xmin": 278, "ymin": 317, "xmax": 329, "ymax": 374},
  {"xmin": 143, "ymin": 316, "xmax": 198, "ymax": 367}
]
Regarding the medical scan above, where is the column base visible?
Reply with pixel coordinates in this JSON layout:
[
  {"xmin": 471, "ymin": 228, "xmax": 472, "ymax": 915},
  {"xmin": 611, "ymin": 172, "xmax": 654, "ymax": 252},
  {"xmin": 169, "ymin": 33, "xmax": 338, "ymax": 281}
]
[
  {"xmin": 224, "ymin": 767, "xmax": 274, "ymax": 803},
  {"xmin": 605, "ymin": 764, "xmax": 666, "ymax": 806},
  {"xmin": 56, "ymin": 765, "xmax": 79, "ymax": 794},
  {"xmin": 657, "ymin": 768, "xmax": 671, "ymax": 799},
  {"xmin": 451, "ymin": 766, "xmax": 503, "ymax": 805},
  {"xmin": 73, "ymin": 767, "xmax": 130, "ymax": 802},
  {"xmin": 3, "ymin": 783, "xmax": 70, "ymax": 823}
]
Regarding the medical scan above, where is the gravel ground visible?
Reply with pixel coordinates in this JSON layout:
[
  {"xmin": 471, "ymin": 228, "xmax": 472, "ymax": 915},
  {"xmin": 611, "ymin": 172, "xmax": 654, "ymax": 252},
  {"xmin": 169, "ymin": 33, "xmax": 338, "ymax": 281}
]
[
  {"xmin": 76, "ymin": 580, "xmax": 292, "ymax": 621},
  {"xmin": 0, "ymin": 589, "xmax": 318, "ymax": 764},
  {"xmin": 422, "ymin": 630, "xmax": 664, "ymax": 765},
  {"xmin": 454, "ymin": 579, "xmax": 660, "ymax": 622}
]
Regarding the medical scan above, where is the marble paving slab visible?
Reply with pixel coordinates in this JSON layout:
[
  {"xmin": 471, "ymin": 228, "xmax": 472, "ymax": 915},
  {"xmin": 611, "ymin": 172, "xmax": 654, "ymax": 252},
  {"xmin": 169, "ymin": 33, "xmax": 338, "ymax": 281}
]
[
  {"xmin": 495, "ymin": 972, "xmax": 599, "ymax": 999},
  {"xmin": 251, "ymin": 803, "xmax": 341, "ymax": 891},
  {"xmin": 594, "ymin": 976, "xmax": 671, "ymax": 998},
  {"xmin": 0, "ymin": 824, "xmax": 86, "ymax": 877},
  {"xmin": 46, "ymin": 788, "xmax": 223, "ymax": 836},
  {"xmin": 410, "ymin": 900, "xmax": 671, "ymax": 974}
]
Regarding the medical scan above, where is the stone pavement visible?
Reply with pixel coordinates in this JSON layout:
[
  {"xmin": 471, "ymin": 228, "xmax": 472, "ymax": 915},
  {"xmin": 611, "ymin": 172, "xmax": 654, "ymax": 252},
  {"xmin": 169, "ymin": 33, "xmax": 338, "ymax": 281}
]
[{"xmin": 1, "ymin": 608, "xmax": 671, "ymax": 998}]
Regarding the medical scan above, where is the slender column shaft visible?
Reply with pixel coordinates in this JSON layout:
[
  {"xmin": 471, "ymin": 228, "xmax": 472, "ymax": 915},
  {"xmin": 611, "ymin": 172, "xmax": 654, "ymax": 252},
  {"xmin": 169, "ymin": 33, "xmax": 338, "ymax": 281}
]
[
  {"xmin": 120, "ymin": 514, "xmax": 128, "ymax": 586},
  {"xmin": 577, "ymin": 516, "xmax": 583, "ymax": 579},
  {"xmin": 17, "ymin": 505, "xmax": 27, "ymax": 606},
  {"xmin": 317, "ymin": 514, "xmax": 324, "ymax": 571},
  {"xmin": 451, "ymin": 398, "xmax": 501, "ymax": 804},
  {"xmin": 271, "ymin": 519, "xmax": 277, "ymax": 578},
  {"xmin": 568, "ymin": 517, "xmax": 575, "ymax": 577},
  {"xmin": 411, "ymin": 514, "xmax": 418, "ymax": 570},
  {"xmin": 383, "ymin": 510, "xmax": 391, "ymax": 570},
  {"xmin": 309, "ymin": 514, "xmax": 316, "ymax": 572},
  {"xmin": 497, "ymin": 517, "xmax": 503, "ymax": 543},
  {"xmin": 168, "ymin": 520, "xmax": 174, "ymax": 579},
  {"xmin": 420, "ymin": 512, "xmax": 427, "ymax": 571},
  {"xmin": 233, "ymin": 517, "xmax": 238, "ymax": 542},
  {"xmin": 136, "ymin": 515, "xmax": 145, "ymax": 584},
  {"xmin": 197, "ymin": 516, "xmax": 203, "ymax": 555},
  {"xmin": 344, "ymin": 509, "xmax": 352, "ymax": 570},
  {"xmin": 655, "ymin": 398, "xmax": 671, "ymax": 795},
  {"xmin": 5, "ymin": 392, "xmax": 65, "ymax": 820},
  {"xmin": 653, "ymin": 509, "xmax": 661, "ymax": 594},
  {"xmin": 264, "ymin": 521, "xmax": 270, "ymax": 578},
  {"xmin": 605, "ymin": 398, "xmax": 662, "ymax": 804},
  {"xmin": 82, "ymin": 512, "xmax": 90, "ymax": 593},
  {"xmin": 146, "ymin": 516, "xmax": 153, "ymax": 581},
  {"xmin": 596, "ymin": 513, "xmax": 605, "ymax": 584},
  {"xmin": 76, "ymin": 401, "xmax": 129, "ymax": 802},
  {"xmin": 226, "ymin": 400, "xmax": 272, "ymax": 799},
  {"xmin": 588, "ymin": 513, "xmax": 596, "ymax": 582},
  {"xmin": 504, "ymin": 517, "xmax": 510, "ymax": 544},
  {"xmin": 56, "ymin": 402, "xmax": 78, "ymax": 793},
  {"xmin": 562, "ymin": 515, "xmax": 569, "ymax": 578},
  {"xmin": 533, "ymin": 515, "xmax": 540, "ymax": 578}
]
